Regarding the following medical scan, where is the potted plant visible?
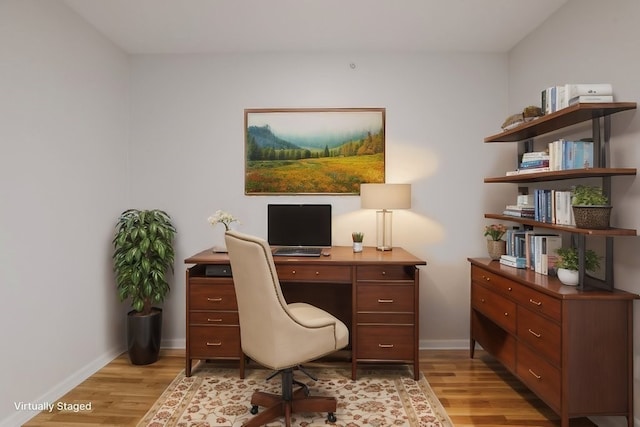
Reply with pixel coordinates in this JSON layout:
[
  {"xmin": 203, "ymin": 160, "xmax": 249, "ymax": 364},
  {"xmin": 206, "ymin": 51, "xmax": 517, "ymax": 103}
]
[
  {"xmin": 484, "ymin": 224, "xmax": 507, "ymax": 260},
  {"xmin": 352, "ymin": 232, "xmax": 364, "ymax": 253},
  {"xmin": 113, "ymin": 209, "xmax": 177, "ymax": 365},
  {"xmin": 555, "ymin": 247, "xmax": 601, "ymax": 286},
  {"xmin": 571, "ymin": 184, "xmax": 611, "ymax": 229}
]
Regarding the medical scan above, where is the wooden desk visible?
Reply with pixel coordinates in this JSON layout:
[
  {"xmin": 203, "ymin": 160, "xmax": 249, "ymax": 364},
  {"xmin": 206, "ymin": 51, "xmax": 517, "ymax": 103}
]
[{"xmin": 184, "ymin": 246, "xmax": 426, "ymax": 380}]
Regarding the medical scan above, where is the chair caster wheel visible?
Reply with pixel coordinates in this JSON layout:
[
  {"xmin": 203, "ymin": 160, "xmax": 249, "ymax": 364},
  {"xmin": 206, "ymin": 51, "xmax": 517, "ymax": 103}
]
[
  {"xmin": 327, "ymin": 412, "xmax": 336, "ymax": 423},
  {"xmin": 250, "ymin": 405, "xmax": 259, "ymax": 415}
]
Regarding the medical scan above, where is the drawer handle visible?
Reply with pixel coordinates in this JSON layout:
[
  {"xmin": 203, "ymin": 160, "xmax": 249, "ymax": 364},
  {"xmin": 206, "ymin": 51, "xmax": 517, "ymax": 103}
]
[
  {"xmin": 207, "ymin": 318, "xmax": 223, "ymax": 323},
  {"xmin": 206, "ymin": 342, "xmax": 222, "ymax": 346},
  {"xmin": 292, "ymin": 270, "xmax": 296, "ymax": 274},
  {"xmin": 528, "ymin": 329, "xmax": 541, "ymax": 338},
  {"xmin": 378, "ymin": 299, "xmax": 394, "ymax": 303},
  {"xmin": 480, "ymin": 298, "xmax": 486, "ymax": 303},
  {"xmin": 482, "ymin": 275, "xmax": 490, "ymax": 281},
  {"xmin": 528, "ymin": 369, "xmax": 541, "ymax": 380},
  {"xmin": 508, "ymin": 287, "xmax": 512, "ymax": 291},
  {"xmin": 315, "ymin": 271, "xmax": 320, "ymax": 275},
  {"xmin": 381, "ymin": 271, "xmax": 386, "ymax": 276},
  {"xmin": 529, "ymin": 298, "xmax": 542, "ymax": 306},
  {"xmin": 504, "ymin": 312, "xmax": 509, "ymax": 317},
  {"xmin": 207, "ymin": 297, "xmax": 223, "ymax": 302},
  {"xmin": 378, "ymin": 344, "xmax": 394, "ymax": 348}
]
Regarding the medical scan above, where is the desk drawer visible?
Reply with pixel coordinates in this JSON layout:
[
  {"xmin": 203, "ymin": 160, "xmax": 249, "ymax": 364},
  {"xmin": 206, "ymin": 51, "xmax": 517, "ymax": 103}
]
[
  {"xmin": 276, "ymin": 265, "xmax": 351, "ymax": 282},
  {"xmin": 357, "ymin": 325, "xmax": 414, "ymax": 360},
  {"xmin": 357, "ymin": 284, "xmax": 414, "ymax": 312},
  {"xmin": 189, "ymin": 325, "xmax": 241, "ymax": 358},
  {"xmin": 357, "ymin": 265, "xmax": 413, "ymax": 281},
  {"xmin": 189, "ymin": 284, "xmax": 237, "ymax": 310},
  {"xmin": 517, "ymin": 306, "xmax": 561, "ymax": 366},
  {"xmin": 190, "ymin": 311, "xmax": 239, "ymax": 326},
  {"xmin": 471, "ymin": 265, "xmax": 517, "ymax": 298},
  {"xmin": 471, "ymin": 282, "xmax": 516, "ymax": 333},
  {"xmin": 357, "ymin": 312, "xmax": 414, "ymax": 325}
]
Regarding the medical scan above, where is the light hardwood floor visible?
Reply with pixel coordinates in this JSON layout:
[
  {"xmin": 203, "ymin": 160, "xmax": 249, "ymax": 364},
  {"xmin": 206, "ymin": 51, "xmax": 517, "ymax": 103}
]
[{"xmin": 24, "ymin": 349, "xmax": 596, "ymax": 427}]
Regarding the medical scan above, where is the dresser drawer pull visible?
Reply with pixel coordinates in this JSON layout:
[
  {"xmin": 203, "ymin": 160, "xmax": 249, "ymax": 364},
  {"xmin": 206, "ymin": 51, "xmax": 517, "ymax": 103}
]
[
  {"xmin": 207, "ymin": 318, "xmax": 223, "ymax": 323},
  {"xmin": 378, "ymin": 344, "xmax": 394, "ymax": 348},
  {"xmin": 378, "ymin": 299, "xmax": 394, "ymax": 303},
  {"xmin": 528, "ymin": 369, "xmax": 541, "ymax": 380},
  {"xmin": 504, "ymin": 312, "xmax": 509, "ymax": 316},
  {"xmin": 480, "ymin": 298, "xmax": 486, "ymax": 303},
  {"xmin": 508, "ymin": 287, "xmax": 512, "ymax": 291},
  {"xmin": 292, "ymin": 270, "xmax": 296, "ymax": 274},
  {"xmin": 528, "ymin": 328, "xmax": 541, "ymax": 338},
  {"xmin": 207, "ymin": 297, "xmax": 223, "ymax": 303},
  {"xmin": 381, "ymin": 271, "xmax": 386, "ymax": 276},
  {"xmin": 315, "ymin": 271, "xmax": 320, "ymax": 275},
  {"xmin": 482, "ymin": 275, "xmax": 490, "ymax": 281},
  {"xmin": 529, "ymin": 298, "xmax": 542, "ymax": 306},
  {"xmin": 206, "ymin": 342, "xmax": 222, "ymax": 346}
]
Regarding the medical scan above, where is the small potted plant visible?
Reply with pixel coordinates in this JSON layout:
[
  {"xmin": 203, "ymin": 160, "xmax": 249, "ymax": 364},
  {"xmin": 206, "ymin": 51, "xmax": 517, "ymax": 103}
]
[
  {"xmin": 484, "ymin": 224, "xmax": 507, "ymax": 260},
  {"xmin": 352, "ymin": 232, "xmax": 364, "ymax": 253},
  {"xmin": 571, "ymin": 185, "xmax": 611, "ymax": 229},
  {"xmin": 113, "ymin": 209, "xmax": 177, "ymax": 365},
  {"xmin": 555, "ymin": 247, "xmax": 601, "ymax": 286}
]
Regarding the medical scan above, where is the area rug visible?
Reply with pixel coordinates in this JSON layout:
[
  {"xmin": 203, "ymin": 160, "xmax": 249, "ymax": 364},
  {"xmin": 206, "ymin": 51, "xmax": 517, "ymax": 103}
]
[{"xmin": 137, "ymin": 365, "xmax": 453, "ymax": 427}]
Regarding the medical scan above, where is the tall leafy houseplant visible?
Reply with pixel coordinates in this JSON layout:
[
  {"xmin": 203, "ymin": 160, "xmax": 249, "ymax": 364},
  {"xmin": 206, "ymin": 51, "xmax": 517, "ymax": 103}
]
[{"xmin": 113, "ymin": 209, "xmax": 176, "ymax": 364}]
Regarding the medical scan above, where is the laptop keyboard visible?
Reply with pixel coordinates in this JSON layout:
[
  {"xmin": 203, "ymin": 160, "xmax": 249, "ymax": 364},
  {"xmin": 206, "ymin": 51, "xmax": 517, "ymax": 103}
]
[{"xmin": 273, "ymin": 247, "xmax": 322, "ymax": 257}]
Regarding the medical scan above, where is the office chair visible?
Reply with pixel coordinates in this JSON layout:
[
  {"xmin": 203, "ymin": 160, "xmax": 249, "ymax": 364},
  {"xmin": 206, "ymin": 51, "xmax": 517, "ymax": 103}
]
[{"xmin": 224, "ymin": 230, "xmax": 349, "ymax": 427}]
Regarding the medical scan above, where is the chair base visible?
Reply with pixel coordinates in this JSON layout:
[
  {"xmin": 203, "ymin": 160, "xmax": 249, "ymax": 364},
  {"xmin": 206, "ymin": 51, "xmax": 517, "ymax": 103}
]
[{"xmin": 243, "ymin": 370, "xmax": 337, "ymax": 427}]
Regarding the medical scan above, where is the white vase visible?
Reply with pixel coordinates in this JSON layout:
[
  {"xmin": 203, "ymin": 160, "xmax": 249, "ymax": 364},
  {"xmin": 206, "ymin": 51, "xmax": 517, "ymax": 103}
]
[
  {"xmin": 353, "ymin": 242, "xmax": 363, "ymax": 253},
  {"xmin": 557, "ymin": 268, "xmax": 579, "ymax": 286}
]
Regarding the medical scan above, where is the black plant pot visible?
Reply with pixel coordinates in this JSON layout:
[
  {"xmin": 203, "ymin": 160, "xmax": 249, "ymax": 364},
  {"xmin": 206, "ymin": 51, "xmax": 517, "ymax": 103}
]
[{"xmin": 127, "ymin": 308, "xmax": 162, "ymax": 365}]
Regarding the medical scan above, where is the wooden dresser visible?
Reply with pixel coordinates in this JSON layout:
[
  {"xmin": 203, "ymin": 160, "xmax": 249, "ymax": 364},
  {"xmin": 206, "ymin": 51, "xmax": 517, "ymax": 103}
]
[
  {"xmin": 469, "ymin": 258, "xmax": 638, "ymax": 427},
  {"xmin": 185, "ymin": 246, "xmax": 426, "ymax": 380}
]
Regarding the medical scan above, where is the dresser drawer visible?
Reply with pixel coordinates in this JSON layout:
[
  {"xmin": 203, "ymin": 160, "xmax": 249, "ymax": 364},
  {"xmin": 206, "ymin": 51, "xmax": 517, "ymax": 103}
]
[
  {"xmin": 356, "ymin": 325, "xmax": 414, "ymax": 360},
  {"xmin": 189, "ymin": 283, "xmax": 237, "ymax": 310},
  {"xmin": 189, "ymin": 326, "xmax": 241, "ymax": 358},
  {"xmin": 190, "ymin": 311, "xmax": 239, "ymax": 326},
  {"xmin": 471, "ymin": 265, "xmax": 517, "ymax": 298},
  {"xmin": 517, "ymin": 306, "xmax": 561, "ymax": 366},
  {"xmin": 471, "ymin": 282, "xmax": 516, "ymax": 333},
  {"xmin": 513, "ymin": 285, "xmax": 561, "ymax": 322},
  {"xmin": 276, "ymin": 265, "xmax": 351, "ymax": 282},
  {"xmin": 357, "ymin": 284, "xmax": 414, "ymax": 312},
  {"xmin": 517, "ymin": 343, "xmax": 561, "ymax": 410},
  {"xmin": 357, "ymin": 265, "xmax": 413, "ymax": 281}
]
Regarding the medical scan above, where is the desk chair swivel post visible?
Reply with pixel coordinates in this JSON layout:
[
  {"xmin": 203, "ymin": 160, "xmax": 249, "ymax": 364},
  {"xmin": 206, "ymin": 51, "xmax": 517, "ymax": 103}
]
[{"xmin": 224, "ymin": 230, "xmax": 349, "ymax": 427}]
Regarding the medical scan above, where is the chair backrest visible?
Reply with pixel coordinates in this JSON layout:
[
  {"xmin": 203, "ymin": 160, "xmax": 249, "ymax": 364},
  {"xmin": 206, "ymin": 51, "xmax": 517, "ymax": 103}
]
[{"xmin": 224, "ymin": 230, "xmax": 307, "ymax": 369}]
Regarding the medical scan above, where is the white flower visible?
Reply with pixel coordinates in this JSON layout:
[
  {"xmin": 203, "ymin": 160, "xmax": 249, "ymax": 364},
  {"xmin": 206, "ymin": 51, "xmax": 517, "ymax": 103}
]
[{"xmin": 208, "ymin": 210, "xmax": 239, "ymax": 231}]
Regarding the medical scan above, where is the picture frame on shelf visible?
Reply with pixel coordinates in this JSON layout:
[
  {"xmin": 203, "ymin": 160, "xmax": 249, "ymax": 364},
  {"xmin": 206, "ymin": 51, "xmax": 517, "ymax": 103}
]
[{"xmin": 244, "ymin": 107, "xmax": 385, "ymax": 195}]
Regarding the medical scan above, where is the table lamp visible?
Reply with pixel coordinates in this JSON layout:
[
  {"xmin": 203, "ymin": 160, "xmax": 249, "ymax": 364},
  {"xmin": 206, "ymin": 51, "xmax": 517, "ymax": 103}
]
[{"xmin": 360, "ymin": 183, "xmax": 411, "ymax": 251}]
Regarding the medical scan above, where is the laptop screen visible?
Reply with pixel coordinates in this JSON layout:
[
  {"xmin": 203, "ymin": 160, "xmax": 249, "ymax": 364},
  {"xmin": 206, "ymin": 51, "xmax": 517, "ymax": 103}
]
[{"xmin": 267, "ymin": 204, "xmax": 332, "ymax": 247}]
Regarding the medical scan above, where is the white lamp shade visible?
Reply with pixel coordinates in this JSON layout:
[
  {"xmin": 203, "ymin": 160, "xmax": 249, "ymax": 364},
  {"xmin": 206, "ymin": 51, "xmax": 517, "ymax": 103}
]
[{"xmin": 360, "ymin": 183, "xmax": 411, "ymax": 209}]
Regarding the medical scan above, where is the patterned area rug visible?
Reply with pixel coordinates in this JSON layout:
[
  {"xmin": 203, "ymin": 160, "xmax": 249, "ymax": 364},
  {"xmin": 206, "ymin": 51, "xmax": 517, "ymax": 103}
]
[{"xmin": 137, "ymin": 365, "xmax": 453, "ymax": 427}]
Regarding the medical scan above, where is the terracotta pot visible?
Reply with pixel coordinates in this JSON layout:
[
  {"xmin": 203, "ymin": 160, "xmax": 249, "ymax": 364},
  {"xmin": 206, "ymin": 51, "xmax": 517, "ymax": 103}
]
[{"xmin": 487, "ymin": 240, "xmax": 506, "ymax": 260}]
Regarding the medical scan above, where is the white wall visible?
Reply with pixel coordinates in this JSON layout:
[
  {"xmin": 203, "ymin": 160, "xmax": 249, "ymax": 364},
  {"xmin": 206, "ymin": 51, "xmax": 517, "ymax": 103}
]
[
  {"xmin": 508, "ymin": 1, "xmax": 640, "ymax": 426},
  {"xmin": 0, "ymin": 1, "xmax": 130, "ymax": 426},
  {"xmin": 129, "ymin": 52, "xmax": 512, "ymax": 348}
]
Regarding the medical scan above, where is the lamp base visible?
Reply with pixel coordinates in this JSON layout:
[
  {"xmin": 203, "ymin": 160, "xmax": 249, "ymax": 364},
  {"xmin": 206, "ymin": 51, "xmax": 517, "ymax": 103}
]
[{"xmin": 375, "ymin": 209, "xmax": 393, "ymax": 251}]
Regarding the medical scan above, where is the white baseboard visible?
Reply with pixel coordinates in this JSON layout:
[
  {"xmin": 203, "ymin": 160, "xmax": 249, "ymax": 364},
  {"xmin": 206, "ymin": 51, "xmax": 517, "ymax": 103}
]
[
  {"xmin": 0, "ymin": 345, "xmax": 125, "ymax": 427},
  {"xmin": 588, "ymin": 415, "xmax": 640, "ymax": 427}
]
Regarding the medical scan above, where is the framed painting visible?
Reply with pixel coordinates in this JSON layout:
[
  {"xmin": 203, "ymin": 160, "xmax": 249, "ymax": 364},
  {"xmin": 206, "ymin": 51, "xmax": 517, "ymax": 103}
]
[{"xmin": 244, "ymin": 108, "xmax": 385, "ymax": 195}]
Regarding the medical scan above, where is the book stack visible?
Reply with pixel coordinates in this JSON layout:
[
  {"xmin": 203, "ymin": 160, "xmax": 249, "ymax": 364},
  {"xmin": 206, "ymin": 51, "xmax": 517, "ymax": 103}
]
[
  {"xmin": 506, "ymin": 151, "xmax": 550, "ymax": 176},
  {"xmin": 542, "ymin": 83, "xmax": 613, "ymax": 114},
  {"xmin": 500, "ymin": 228, "xmax": 562, "ymax": 274},
  {"xmin": 503, "ymin": 194, "xmax": 535, "ymax": 219}
]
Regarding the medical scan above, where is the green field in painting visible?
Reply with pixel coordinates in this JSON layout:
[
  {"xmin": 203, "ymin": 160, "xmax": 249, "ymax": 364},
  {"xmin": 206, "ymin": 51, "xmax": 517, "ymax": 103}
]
[{"xmin": 246, "ymin": 153, "xmax": 384, "ymax": 194}]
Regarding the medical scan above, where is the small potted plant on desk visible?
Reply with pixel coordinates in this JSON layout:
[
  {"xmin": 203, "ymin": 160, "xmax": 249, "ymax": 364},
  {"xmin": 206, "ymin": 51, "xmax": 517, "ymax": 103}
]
[
  {"xmin": 572, "ymin": 184, "xmax": 611, "ymax": 229},
  {"xmin": 555, "ymin": 247, "xmax": 601, "ymax": 286},
  {"xmin": 113, "ymin": 209, "xmax": 177, "ymax": 365},
  {"xmin": 352, "ymin": 232, "xmax": 364, "ymax": 253}
]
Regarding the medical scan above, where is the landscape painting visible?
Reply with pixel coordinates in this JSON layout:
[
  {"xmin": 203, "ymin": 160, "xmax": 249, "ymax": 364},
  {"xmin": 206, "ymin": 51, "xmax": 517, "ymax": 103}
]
[{"xmin": 244, "ymin": 108, "xmax": 385, "ymax": 194}]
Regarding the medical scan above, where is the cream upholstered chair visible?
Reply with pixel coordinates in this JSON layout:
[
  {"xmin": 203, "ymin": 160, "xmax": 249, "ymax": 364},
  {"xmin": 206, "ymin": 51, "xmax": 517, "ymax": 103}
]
[{"xmin": 224, "ymin": 230, "xmax": 349, "ymax": 427}]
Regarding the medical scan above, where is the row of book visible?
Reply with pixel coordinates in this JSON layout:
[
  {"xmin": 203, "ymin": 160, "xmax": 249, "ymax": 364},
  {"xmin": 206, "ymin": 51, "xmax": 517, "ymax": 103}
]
[
  {"xmin": 501, "ymin": 189, "xmax": 575, "ymax": 226},
  {"xmin": 548, "ymin": 139, "xmax": 594, "ymax": 170},
  {"xmin": 541, "ymin": 83, "xmax": 613, "ymax": 115},
  {"xmin": 500, "ymin": 229, "xmax": 562, "ymax": 275}
]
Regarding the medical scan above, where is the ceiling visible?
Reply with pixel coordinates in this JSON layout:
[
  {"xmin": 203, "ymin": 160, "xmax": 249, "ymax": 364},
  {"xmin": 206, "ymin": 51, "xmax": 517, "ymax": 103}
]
[{"xmin": 64, "ymin": 0, "xmax": 568, "ymax": 54}]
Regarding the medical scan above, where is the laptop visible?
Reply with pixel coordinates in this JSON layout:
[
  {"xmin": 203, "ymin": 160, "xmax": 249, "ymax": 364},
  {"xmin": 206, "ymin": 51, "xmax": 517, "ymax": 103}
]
[{"xmin": 268, "ymin": 204, "xmax": 331, "ymax": 257}]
